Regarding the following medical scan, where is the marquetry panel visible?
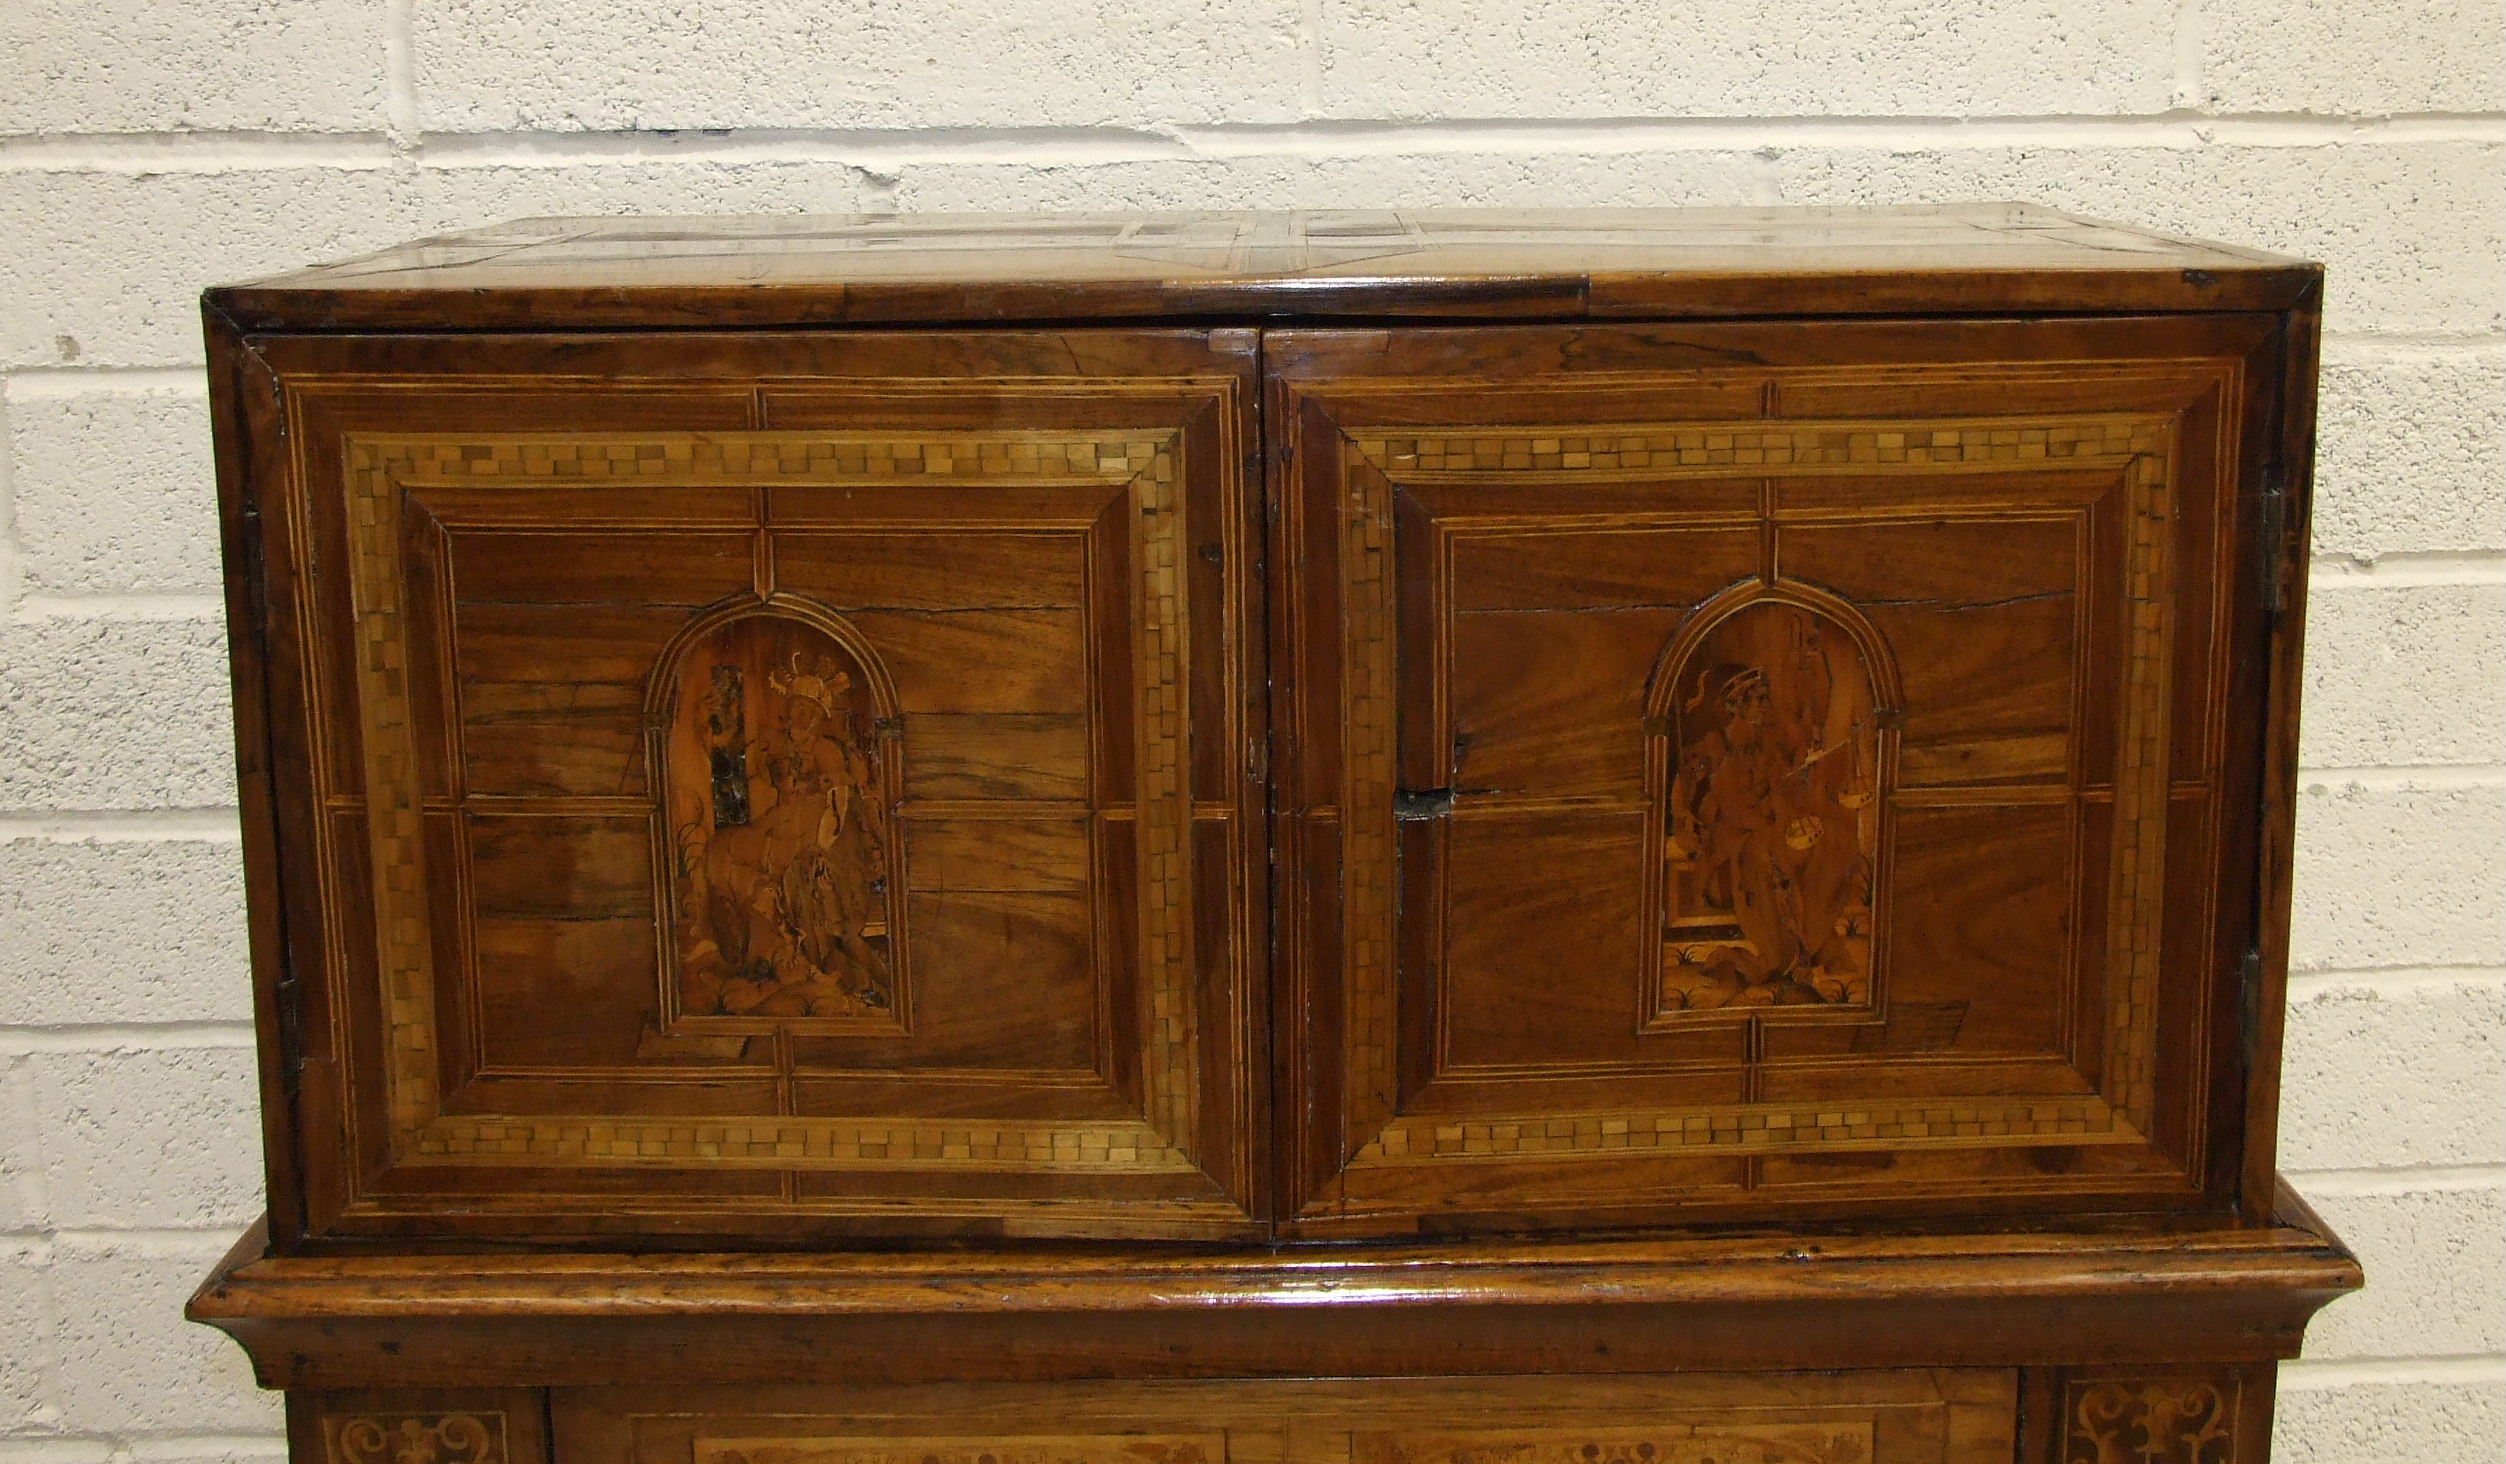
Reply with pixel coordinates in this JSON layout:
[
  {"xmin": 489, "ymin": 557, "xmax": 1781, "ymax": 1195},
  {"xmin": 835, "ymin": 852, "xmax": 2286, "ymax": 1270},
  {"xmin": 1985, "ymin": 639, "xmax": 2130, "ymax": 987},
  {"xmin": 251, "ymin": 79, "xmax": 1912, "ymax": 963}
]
[
  {"xmin": 261, "ymin": 339, "xmax": 1260, "ymax": 1240},
  {"xmin": 324, "ymin": 1414, "xmax": 508, "ymax": 1464},
  {"xmin": 2060, "ymin": 1375, "xmax": 2249, "ymax": 1464},
  {"xmin": 1273, "ymin": 330, "xmax": 2252, "ymax": 1234},
  {"xmin": 558, "ymin": 1370, "xmax": 2015, "ymax": 1464},
  {"xmin": 294, "ymin": 1390, "xmax": 551, "ymax": 1464}
]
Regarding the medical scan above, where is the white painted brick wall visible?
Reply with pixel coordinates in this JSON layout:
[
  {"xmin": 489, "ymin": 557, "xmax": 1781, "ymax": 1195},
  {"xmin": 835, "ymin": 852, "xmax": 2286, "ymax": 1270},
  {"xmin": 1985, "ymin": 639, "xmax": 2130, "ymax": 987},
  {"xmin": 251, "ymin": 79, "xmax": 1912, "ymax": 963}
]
[{"xmin": 1, "ymin": 2, "xmax": 2498, "ymax": 1456}]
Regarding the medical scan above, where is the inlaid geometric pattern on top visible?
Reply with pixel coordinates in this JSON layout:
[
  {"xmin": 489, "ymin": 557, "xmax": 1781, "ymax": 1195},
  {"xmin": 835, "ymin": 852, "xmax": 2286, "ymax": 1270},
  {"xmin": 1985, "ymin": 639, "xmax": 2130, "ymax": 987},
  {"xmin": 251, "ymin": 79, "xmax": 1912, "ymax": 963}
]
[
  {"xmin": 338, "ymin": 429, "xmax": 1204, "ymax": 1176},
  {"xmin": 1314, "ymin": 407, "xmax": 2186, "ymax": 1179}
]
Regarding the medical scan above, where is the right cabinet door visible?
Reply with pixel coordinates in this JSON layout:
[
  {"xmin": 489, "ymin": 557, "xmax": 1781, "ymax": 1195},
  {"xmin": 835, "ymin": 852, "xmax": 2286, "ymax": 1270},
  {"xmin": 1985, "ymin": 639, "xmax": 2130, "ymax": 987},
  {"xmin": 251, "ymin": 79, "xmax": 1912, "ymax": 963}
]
[{"xmin": 1269, "ymin": 318, "xmax": 2289, "ymax": 1236}]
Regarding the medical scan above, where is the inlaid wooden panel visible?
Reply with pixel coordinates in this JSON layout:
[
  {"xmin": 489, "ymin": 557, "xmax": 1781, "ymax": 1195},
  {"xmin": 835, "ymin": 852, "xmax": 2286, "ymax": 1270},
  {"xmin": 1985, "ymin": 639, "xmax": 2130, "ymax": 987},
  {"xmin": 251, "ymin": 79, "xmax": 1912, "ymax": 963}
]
[
  {"xmin": 1270, "ymin": 319, "xmax": 2276, "ymax": 1235},
  {"xmin": 555, "ymin": 1371, "xmax": 2016, "ymax": 1464},
  {"xmin": 247, "ymin": 331, "xmax": 1263, "ymax": 1241},
  {"xmin": 291, "ymin": 1390, "xmax": 549, "ymax": 1464}
]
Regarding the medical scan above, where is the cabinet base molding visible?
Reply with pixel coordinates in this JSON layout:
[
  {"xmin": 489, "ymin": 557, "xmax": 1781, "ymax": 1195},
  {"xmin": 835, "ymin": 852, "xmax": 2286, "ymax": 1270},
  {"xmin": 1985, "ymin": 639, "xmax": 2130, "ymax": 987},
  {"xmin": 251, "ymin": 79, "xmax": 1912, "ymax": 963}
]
[{"xmin": 202, "ymin": 1187, "xmax": 2353, "ymax": 1406}]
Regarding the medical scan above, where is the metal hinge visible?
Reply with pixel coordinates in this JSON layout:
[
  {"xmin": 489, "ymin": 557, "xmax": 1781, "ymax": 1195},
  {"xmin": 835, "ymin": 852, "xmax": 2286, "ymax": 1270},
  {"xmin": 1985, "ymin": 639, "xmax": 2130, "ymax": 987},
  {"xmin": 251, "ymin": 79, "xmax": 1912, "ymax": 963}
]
[
  {"xmin": 2238, "ymin": 946, "xmax": 2265, "ymax": 1065},
  {"xmin": 274, "ymin": 976, "xmax": 306, "ymax": 1099},
  {"xmin": 2257, "ymin": 465, "xmax": 2291, "ymax": 616}
]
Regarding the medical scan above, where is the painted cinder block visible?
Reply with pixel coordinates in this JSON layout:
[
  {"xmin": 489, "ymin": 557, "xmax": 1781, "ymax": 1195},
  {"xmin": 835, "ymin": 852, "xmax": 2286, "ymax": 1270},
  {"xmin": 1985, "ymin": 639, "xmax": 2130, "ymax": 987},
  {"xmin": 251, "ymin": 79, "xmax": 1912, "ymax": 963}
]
[
  {"xmin": 2275, "ymin": 1377, "xmax": 2506, "ymax": 1464},
  {"xmin": 0, "ymin": 615, "xmax": 236, "ymax": 811},
  {"xmin": 1316, "ymin": 0, "xmax": 2174, "ymax": 118},
  {"xmin": 0, "ymin": 835, "xmax": 252, "ymax": 1026},
  {"xmin": 2314, "ymin": 345, "xmax": 2506, "ymax": 561},
  {"xmin": 2290, "ymin": 779, "xmax": 2506, "ymax": 974},
  {"xmin": 0, "ymin": 0, "xmax": 387, "ymax": 134},
  {"xmin": 890, "ymin": 149, "xmax": 1770, "ymax": 213},
  {"xmin": 1771, "ymin": 141, "xmax": 2506, "ymax": 335},
  {"xmin": 45, "ymin": 1233, "xmax": 283, "ymax": 1432},
  {"xmin": 2205, "ymin": 0, "xmax": 2506, "ymax": 115},
  {"xmin": 2282, "ymin": 978, "xmax": 2506, "ymax": 1172},
  {"xmin": 2301, "ymin": 582, "xmax": 2506, "ymax": 770},
  {"xmin": 2300, "ymin": 1184, "xmax": 2506, "ymax": 1361},
  {"xmin": 0, "ymin": 1059, "xmax": 45, "ymax": 1229},
  {"xmin": 411, "ymin": 0, "xmax": 1305, "ymax": 131},
  {"xmin": 6, "ymin": 383, "xmax": 220, "ymax": 597},
  {"xmin": 0, "ymin": 1238, "xmax": 60, "ymax": 1428},
  {"xmin": 0, "ymin": 162, "xmax": 877, "ymax": 369},
  {"xmin": 28, "ymin": 1045, "xmax": 264, "ymax": 1231}
]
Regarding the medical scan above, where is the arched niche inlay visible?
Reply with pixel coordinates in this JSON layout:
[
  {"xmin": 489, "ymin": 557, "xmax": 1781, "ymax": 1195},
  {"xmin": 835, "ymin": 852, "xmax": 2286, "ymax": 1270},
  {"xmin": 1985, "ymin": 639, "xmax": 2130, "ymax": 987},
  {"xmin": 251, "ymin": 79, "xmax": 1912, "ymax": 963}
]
[
  {"xmin": 648, "ymin": 599, "xmax": 907, "ymax": 1032},
  {"xmin": 1645, "ymin": 583, "xmax": 1901, "ymax": 1021}
]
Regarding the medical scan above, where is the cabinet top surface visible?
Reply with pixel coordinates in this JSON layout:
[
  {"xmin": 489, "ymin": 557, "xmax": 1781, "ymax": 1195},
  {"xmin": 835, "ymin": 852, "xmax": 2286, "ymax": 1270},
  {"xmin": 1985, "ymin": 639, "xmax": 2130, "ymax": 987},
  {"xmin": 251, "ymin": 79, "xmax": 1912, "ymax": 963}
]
[{"xmin": 209, "ymin": 204, "xmax": 2315, "ymax": 331}]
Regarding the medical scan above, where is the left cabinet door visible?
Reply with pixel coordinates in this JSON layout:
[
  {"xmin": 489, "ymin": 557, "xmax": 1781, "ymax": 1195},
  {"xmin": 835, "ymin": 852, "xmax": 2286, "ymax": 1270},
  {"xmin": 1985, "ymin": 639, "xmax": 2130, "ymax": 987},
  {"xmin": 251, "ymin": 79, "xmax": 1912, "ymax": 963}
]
[{"xmin": 217, "ymin": 329, "xmax": 1266, "ymax": 1242}]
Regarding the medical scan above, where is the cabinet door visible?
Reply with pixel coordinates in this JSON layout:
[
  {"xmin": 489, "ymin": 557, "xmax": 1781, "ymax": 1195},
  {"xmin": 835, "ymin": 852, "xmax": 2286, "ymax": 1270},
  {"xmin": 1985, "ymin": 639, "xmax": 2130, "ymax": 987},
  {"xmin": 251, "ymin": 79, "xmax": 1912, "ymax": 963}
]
[
  {"xmin": 231, "ymin": 330, "xmax": 1265, "ymax": 1241},
  {"xmin": 1269, "ymin": 319, "xmax": 2288, "ymax": 1235}
]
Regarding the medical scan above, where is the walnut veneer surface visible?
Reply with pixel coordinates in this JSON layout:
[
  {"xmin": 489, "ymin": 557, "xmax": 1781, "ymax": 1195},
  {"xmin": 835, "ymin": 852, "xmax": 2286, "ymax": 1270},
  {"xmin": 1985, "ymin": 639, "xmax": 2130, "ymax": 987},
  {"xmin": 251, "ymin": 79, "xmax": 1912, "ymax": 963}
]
[{"xmin": 187, "ymin": 206, "xmax": 2357, "ymax": 1464}]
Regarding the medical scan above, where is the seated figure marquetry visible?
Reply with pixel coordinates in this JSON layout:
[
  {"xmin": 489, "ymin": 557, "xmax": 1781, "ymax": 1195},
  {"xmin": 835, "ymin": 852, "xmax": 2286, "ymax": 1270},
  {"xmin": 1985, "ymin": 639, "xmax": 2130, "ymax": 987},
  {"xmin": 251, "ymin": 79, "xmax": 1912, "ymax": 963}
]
[
  {"xmin": 1651, "ymin": 585, "xmax": 1897, "ymax": 1020},
  {"xmin": 652, "ymin": 602, "xmax": 907, "ymax": 1033}
]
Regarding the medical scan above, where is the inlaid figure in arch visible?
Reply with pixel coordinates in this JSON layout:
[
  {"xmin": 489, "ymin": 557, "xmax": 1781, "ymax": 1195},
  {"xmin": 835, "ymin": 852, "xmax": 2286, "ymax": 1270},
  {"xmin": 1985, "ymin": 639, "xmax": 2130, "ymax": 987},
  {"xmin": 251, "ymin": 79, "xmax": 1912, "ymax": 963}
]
[
  {"xmin": 1661, "ymin": 599, "xmax": 1880, "ymax": 1011},
  {"xmin": 663, "ymin": 616, "xmax": 897, "ymax": 1023}
]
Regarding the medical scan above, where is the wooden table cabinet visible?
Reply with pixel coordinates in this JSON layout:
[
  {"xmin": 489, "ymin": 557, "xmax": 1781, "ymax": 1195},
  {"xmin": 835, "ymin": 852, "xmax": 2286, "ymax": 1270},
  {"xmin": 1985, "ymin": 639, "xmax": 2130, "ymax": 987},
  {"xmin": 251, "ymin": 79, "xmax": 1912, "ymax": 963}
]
[{"xmin": 187, "ymin": 207, "xmax": 2360, "ymax": 1464}]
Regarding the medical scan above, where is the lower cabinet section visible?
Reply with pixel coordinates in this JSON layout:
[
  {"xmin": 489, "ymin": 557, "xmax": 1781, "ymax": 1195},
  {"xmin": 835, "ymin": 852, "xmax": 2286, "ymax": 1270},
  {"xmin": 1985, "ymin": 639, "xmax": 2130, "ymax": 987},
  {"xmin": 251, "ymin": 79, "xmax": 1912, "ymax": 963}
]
[{"xmin": 281, "ymin": 1368, "xmax": 2277, "ymax": 1464}]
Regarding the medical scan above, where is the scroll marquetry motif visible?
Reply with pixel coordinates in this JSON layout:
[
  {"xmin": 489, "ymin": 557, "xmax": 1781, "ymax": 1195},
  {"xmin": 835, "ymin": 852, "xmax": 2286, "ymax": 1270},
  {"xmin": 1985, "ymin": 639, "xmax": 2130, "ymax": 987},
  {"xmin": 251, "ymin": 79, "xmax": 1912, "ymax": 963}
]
[
  {"xmin": 1651, "ymin": 590, "xmax": 1894, "ymax": 1019},
  {"xmin": 652, "ymin": 605, "xmax": 907, "ymax": 1033},
  {"xmin": 2063, "ymin": 1380, "xmax": 2237, "ymax": 1464},
  {"xmin": 324, "ymin": 1414, "xmax": 506, "ymax": 1464}
]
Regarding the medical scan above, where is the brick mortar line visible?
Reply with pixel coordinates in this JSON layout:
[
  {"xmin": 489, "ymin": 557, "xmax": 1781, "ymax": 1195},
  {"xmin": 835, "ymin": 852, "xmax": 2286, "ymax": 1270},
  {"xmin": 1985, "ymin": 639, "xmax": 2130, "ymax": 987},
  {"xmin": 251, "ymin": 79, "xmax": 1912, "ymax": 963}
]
[
  {"xmin": 0, "ymin": 1439, "xmax": 287, "ymax": 1456},
  {"xmin": 1, "ymin": 369, "xmax": 206, "ymax": 398},
  {"xmin": 1, "ymin": 111, "xmax": 2502, "ymax": 173},
  {"xmin": 0, "ymin": 809, "xmax": 241, "ymax": 839},
  {"xmin": 2289, "ymin": 965, "xmax": 2506, "ymax": 994},
  {"xmin": 2279, "ymin": 1355, "xmax": 2506, "ymax": 1388},
  {"xmin": 0, "ymin": 1226, "xmax": 260, "ymax": 1250},
  {"xmin": 12, "ymin": 593, "xmax": 228, "ymax": 621},
  {"xmin": 2293, "ymin": 766, "xmax": 2506, "ymax": 789},
  {"xmin": 2320, "ymin": 330, "xmax": 2506, "ymax": 352},
  {"xmin": 2308, "ymin": 552, "xmax": 2506, "ymax": 587},
  {"xmin": 9, "ymin": 558, "xmax": 2498, "ymax": 625},
  {"xmin": 0, "ymin": 1023, "xmax": 259, "ymax": 1054},
  {"xmin": 2283, "ymin": 1164, "xmax": 2506, "ymax": 1195}
]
